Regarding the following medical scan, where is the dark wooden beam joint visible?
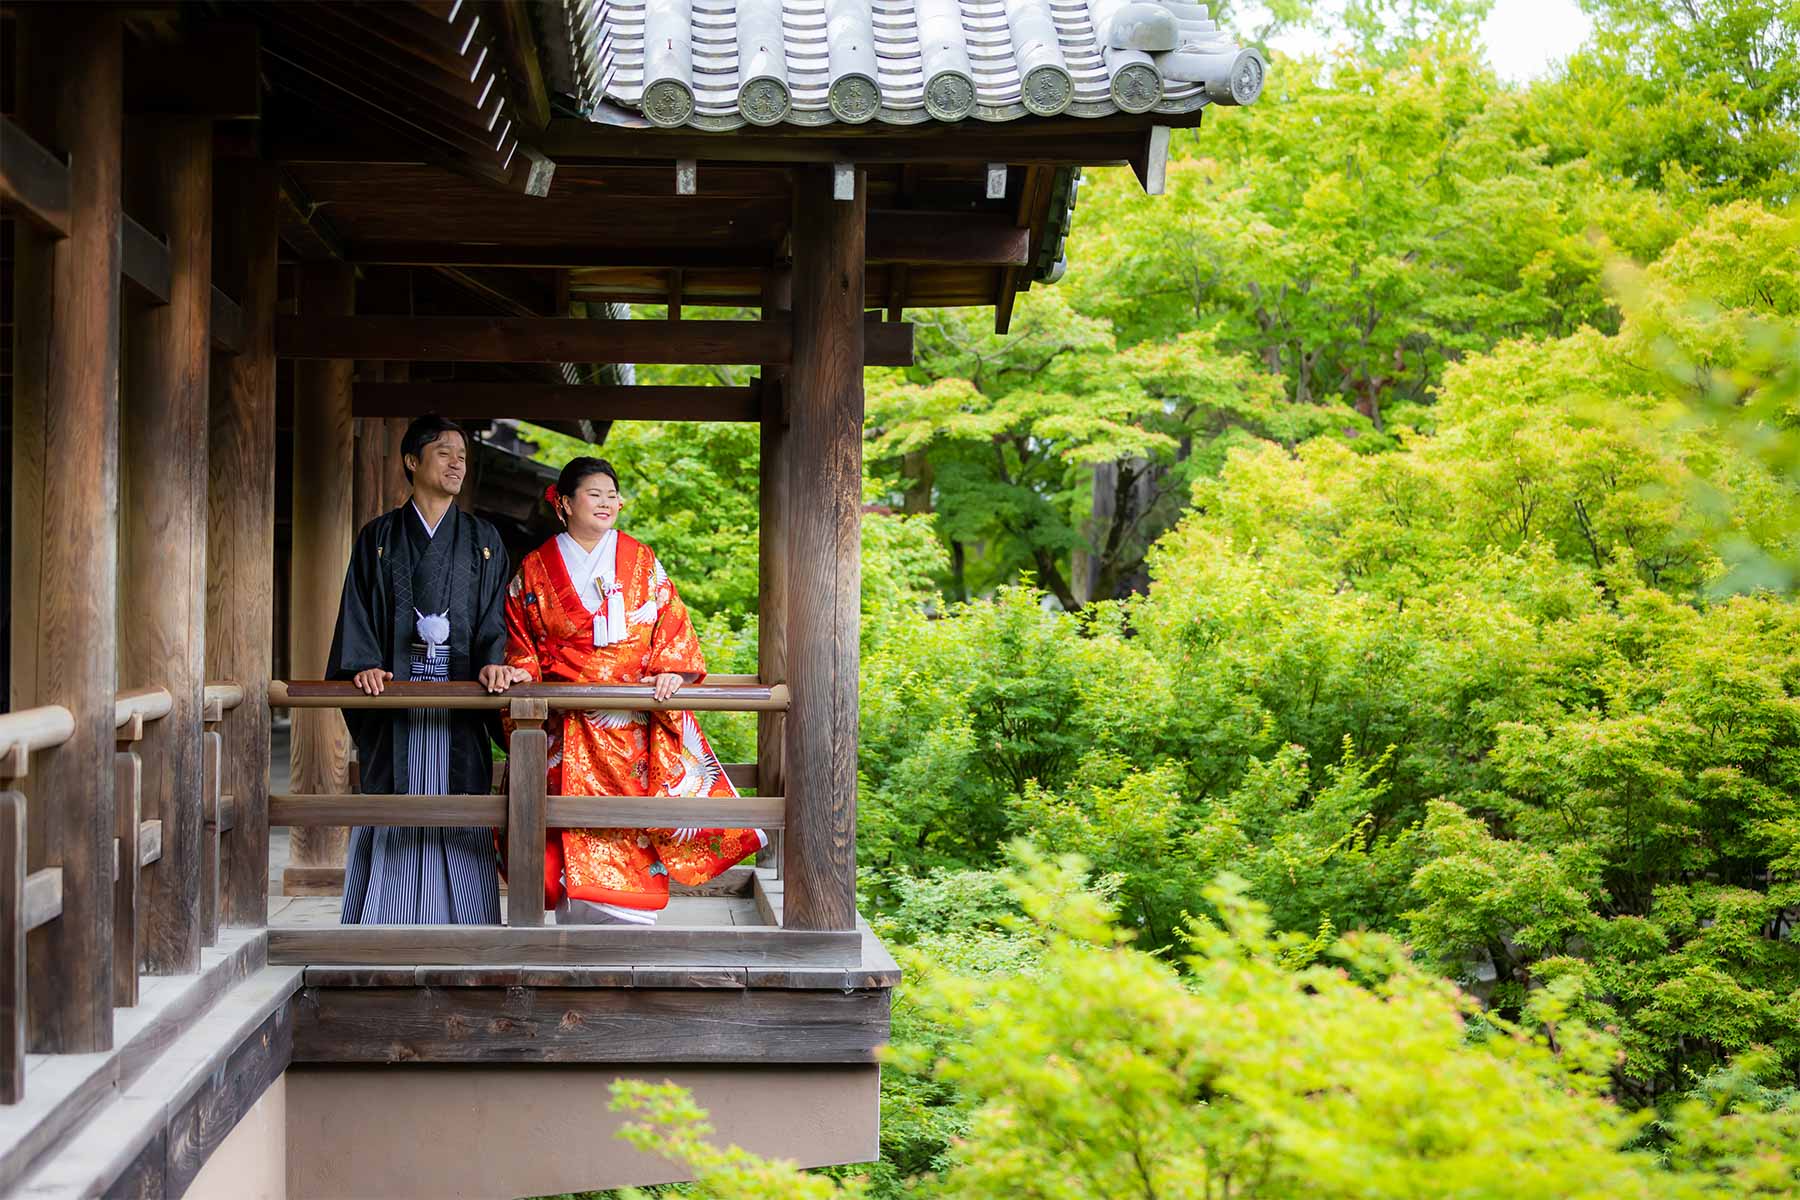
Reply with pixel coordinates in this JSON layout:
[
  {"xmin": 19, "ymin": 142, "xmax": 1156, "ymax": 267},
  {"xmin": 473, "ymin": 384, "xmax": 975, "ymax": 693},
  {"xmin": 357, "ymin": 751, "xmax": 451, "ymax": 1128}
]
[{"xmin": 0, "ymin": 115, "xmax": 71, "ymax": 236}]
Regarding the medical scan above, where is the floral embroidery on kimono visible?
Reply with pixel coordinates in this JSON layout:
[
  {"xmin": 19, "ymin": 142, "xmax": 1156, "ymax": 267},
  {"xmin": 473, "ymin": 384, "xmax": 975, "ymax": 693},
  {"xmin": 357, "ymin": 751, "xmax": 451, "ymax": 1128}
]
[{"xmin": 502, "ymin": 532, "xmax": 763, "ymax": 911}]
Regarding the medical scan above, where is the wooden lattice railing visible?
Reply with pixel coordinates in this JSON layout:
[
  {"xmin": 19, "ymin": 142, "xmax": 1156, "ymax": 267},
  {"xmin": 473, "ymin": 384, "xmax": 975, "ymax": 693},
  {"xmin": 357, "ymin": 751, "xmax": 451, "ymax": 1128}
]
[
  {"xmin": 267, "ymin": 679, "xmax": 800, "ymax": 939},
  {"xmin": 1, "ymin": 681, "xmax": 248, "ymax": 1106}
]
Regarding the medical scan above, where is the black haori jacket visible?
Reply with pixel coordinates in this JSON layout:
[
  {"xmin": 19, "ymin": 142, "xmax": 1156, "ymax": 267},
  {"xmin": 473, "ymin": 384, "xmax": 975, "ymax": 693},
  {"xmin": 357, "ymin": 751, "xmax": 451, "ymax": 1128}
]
[{"xmin": 324, "ymin": 503, "xmax": 511, "ymax": 797}]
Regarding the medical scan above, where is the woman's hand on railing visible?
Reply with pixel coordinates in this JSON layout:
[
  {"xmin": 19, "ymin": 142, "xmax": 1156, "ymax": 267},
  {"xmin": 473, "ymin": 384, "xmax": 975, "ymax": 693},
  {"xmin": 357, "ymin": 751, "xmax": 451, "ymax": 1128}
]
[
  {"xmin": 353, "ymin": 668, "xmax": 394, "ymax": 696},
  {"xmin": 651, "ymin": 672, "xmax": 685, "ymax": 702},
  {"xmin": 479, "ymin": 665, "xmax": 534, "ymax": 694}
]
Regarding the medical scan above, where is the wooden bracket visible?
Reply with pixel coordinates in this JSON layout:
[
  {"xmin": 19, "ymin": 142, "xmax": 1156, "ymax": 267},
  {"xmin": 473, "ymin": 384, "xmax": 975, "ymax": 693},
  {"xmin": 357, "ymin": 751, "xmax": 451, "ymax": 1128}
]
[
  {"xmin": 0, "ymin": 744, "xmax": 27, "ymax": 781},
  {"xmin": 1130, "ymin": 125, "xmax": 1172, "ymax": 196},
  {"xmin": 509, "ymin": 697, "xmax": 549, "ymax": 727},
  {"xmin": 116, "ymin": 713, "xmax": 146, "ymax": 744},
  {"xmin": 201, "ymin": 699, "xmax": 225, "ymax": 725}
]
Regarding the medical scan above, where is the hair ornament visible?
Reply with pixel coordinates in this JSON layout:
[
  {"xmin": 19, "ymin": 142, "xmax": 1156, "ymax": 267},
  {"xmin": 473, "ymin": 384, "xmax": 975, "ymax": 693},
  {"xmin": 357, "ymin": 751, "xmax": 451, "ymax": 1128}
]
[{"xmin": 543, "ymin": 483, "xmax": 560, "ymax": 508}]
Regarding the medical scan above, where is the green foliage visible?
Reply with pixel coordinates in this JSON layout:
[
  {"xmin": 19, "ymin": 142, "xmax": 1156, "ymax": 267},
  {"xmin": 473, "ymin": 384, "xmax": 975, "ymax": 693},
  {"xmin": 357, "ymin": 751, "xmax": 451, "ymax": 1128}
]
[
  {"xmin": 604, "ymin": 855, "xmax": 1800, "ymax": 1198},
  {"xmin": 1519, "ymin": 0, "xmax": 1800, "ymax": 206}
]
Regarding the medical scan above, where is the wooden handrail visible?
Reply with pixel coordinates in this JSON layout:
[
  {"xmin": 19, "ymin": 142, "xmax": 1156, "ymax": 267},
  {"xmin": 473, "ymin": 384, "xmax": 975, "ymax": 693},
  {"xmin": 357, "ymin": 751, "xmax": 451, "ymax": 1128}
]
[
  {"xmin": 114, "ymin": 686, "xmax": 173, "ymax": 729},
  {"xmin": 270, "ymin": 680, "xmax": 790, "ymax": 713},
  {"xmin": 203, "ymin": 681, "xmax": 245, "ymax": 712},
  {"xmin": 0, "ymin": 704, "xmax": 76, "ymax": 754},
  {"xmin": 269, "ymin": 793, "xmax": 787, "ymax": 830}
]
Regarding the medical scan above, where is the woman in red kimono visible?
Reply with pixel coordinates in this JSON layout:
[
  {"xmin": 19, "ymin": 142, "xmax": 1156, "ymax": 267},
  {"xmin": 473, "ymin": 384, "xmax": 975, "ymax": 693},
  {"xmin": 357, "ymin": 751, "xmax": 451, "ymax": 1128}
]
[{"xmin": 503, "ymin": 456, "xmax": 765, "ymax": 924}]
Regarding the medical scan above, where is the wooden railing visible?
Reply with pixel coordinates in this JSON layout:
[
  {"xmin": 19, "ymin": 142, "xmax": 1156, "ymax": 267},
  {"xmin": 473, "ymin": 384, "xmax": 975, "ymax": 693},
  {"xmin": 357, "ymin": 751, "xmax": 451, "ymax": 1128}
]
[
  {"xmin": 1, "ymin": 682, "xmax": 248, "ymax": 1106},
  {"xmin": 269, "ymin": 680, "xmax": 791, "ymax": 933}
]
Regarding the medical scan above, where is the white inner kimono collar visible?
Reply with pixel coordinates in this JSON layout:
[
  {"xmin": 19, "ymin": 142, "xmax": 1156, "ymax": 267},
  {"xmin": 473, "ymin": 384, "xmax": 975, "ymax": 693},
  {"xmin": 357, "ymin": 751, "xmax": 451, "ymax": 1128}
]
[{"xmin": 558, "ymin": 530, "xmax": 627, "ymax": 647}]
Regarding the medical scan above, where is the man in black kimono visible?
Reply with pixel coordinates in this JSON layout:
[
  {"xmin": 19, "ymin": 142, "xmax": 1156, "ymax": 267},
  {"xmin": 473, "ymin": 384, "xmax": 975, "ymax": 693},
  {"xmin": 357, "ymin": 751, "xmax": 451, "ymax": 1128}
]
[{"xmin": 325, "ymin": 414, "xmax": 529, "ymax": 924}]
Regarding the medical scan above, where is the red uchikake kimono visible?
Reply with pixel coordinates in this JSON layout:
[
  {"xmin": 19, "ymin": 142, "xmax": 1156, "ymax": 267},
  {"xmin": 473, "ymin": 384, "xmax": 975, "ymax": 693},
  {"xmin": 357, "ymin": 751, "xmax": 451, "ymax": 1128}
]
[{"xmin": 502, "ymin": 532, "xmax": 764, "ymax": 913}]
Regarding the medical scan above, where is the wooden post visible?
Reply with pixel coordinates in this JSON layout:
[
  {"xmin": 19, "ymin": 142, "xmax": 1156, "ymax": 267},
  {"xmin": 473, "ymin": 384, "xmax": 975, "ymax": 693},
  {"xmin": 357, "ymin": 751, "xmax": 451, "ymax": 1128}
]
[
  {"xmin": 210, "ymin": 159, "xmax": 279, "ymax": 927},
  {"xmin": 10, "ymin": 6, "xmax": 123, "ymax": 1052},
  {"xmin": 782, "ymin": 166, "xmax": 864, "ymax": 932},
  {"xmin": 121, "ymin": 118, "xmax": 211, "ymax": 973},
  {"xmin": 199, "ymin": 730, "xmax": 222, "ymax": 945},
  {"xmin": 757, "ymin": 272, "xmax": 792, "ymax": 875},
  {"xmin": 112, "ymin": 750, "xmax": 141, "ymax": 1005},
  {"xmin": 507, "ymin": 699, "xmax": 549, "ymax": 927},
  {"xmin": 286, "ymin": 261, "xmax": 356, "ymax": 895},
  {"xmin": 2, "ymin": 791, "xmax": 24, "ymax": 1102}
]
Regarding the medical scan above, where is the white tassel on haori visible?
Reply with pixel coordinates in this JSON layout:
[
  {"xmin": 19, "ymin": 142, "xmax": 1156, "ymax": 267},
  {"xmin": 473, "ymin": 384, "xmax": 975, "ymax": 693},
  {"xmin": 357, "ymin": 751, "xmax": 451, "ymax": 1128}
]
[{"xmin": 415, "ymin": 608, "xmax": 451, "ymax": 661}]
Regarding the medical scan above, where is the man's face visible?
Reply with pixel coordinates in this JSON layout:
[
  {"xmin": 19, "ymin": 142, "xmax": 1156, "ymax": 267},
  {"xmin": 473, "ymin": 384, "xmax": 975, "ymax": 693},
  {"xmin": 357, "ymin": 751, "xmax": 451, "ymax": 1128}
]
[{"xmin": 409, "ymin": 431, "xmax": 468, "ymax": 497}]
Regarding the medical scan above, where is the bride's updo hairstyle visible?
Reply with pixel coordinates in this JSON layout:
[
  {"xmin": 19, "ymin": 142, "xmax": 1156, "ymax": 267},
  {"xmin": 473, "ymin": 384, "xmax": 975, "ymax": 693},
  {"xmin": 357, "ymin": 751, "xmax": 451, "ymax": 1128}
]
[{"xmin": 544, "ymin": 457, "xmax": 622, "ymax": 522}]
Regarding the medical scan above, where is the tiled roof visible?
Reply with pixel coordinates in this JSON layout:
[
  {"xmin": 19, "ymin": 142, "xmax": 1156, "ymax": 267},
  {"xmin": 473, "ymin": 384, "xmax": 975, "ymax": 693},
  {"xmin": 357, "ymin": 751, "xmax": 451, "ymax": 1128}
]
[{"xmin": 560, "ymin": 0, "xmax": 1265, "ymax": 130}]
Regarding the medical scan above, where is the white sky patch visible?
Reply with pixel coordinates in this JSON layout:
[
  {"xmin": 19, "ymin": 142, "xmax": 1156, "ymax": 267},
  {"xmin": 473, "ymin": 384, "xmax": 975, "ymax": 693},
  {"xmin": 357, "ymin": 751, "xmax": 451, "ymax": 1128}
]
[{"xmin": 1257, "ymin": 0, "xmax": 1595, "ymax": 82}]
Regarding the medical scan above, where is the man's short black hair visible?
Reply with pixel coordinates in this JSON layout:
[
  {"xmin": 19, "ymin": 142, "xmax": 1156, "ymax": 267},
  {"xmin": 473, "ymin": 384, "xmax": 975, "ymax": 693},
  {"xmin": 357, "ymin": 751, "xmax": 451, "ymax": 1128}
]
[{"xmin": 400, "ymin": 415, "xmax": 468, "ymax": 483}]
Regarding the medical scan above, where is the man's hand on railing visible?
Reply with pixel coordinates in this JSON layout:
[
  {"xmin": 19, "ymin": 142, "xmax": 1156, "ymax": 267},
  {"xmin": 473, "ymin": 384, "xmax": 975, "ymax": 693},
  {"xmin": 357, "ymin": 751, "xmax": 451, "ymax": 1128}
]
[
  {"xmin": 479, "ymin": 664, "xmax": 534, "ymax": 694},
  {"xmin": 353, "ymin": 668, "xmax": 395, "ymax": 696}
]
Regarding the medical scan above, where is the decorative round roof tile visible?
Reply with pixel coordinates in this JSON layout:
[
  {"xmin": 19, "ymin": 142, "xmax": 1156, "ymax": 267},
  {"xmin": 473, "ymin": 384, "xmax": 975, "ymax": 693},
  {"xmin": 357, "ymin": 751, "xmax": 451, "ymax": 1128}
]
[
  {"xmin": 923, "ymin": 70, "xmax": 977, "ymax": 121},
  {"xmin": 739, "ymin": 76, "xmax": 792, "ymax": 125},
  {"xmin": 1110, "ymin": 61, "xmax": 1162, "ymax": 113},
  {"xmin": 829, "ymin": 73, "xmax": 881, "ymax": 123},
  {"xmin": 642, "ymin": 78, "xmax": 696, "ymax": 127},
  {"xmin": 1020, "ymin": 64, "xmax": 1073, "ymax": 117},
  {"xmin": 1228, "ymin": 51, "xmax": 1264, "ymax": 105}
]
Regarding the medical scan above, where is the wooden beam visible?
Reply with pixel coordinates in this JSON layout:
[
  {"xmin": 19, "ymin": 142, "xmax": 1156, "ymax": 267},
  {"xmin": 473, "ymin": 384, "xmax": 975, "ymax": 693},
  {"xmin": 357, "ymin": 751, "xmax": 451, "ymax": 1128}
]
[
  {"xmin": 209, "ymin": 161, "xmax": 280, "ymax": 929},
  {"xmin": 211, "ymin": 286, "xmax": 245, "ymax": 354},
  {"xmin": 269, "ymin": 793, "xmax": 786, "ymax": 828},
  {"xmin": 268, "ymin": 925, "xmax": 862, "ymax": 967},
  {"xmin": 346, "ymin": 242, "xmax": 775, "ymax": 270},
  {"xmin": 547, "ymin": 795, "xmax": 785, "ymax": 829},
  {"xmin": 496, "ymin": 1, "xmax": 554, "ymax": 132},
  {"xmin": 866, "ymin": 210, "xmax": 1030, "ymax": 266},
  {"xmin": 352, "ymin": 382, "xmax": 759, "ymax": 421},
  {"xmin": 432, "ymin": 265, "xmax": 556, "ymax": 316},
  {"xmin": 783, "ymin": 166, "xmax": 863, "ymax": 932},
  {"xmin": 121, "ymin": 213, "xmax": 172, "ymax": 304},
  {"xmin": 287, "ymin": 263, "xmax": 358, "ymax": 895},
  {"xmin": 12, "ymin": 4, "xmax": 124, "ymax": 1054},
  {"xmin": 538, "ymin": 112, "xmax": 1204, "ymax": 165},
  {"xmin": 276, "ymin": 170, "xmax": 349, "ymax": 261},
  {"xmin": 278, "ymin": 315, "xmax": 913, "ymax": 367},
  {"xmin": 292, "ymin": 985, "xmax": 889, "ymax": 1064},
  {"xmin": 122, "ymin": 117, "xmax": 213, "ymax": 975},
  {"xmin": 0, "ymin": 115, "xmax": 70, "ymax": 236}
]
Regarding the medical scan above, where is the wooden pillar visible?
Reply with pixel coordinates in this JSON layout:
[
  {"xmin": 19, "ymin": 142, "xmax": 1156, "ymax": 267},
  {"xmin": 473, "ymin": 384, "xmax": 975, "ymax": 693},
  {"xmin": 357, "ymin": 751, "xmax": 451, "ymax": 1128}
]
[
  {"xmin": 757, "ymin": 272, "xmax": 792, "ymax": 873},
  {"xmin": 9, "ymin": 6, "xmax": 123, "ymax": 1051},
  {"xmin": 286, "ymin": 262, "xmax": 356, "ymax": 893},
  {"xmin": 209, "ymin": 160, "xmax": 279, "ymax": 926},
  {"xmin": 782, "ymin": 166, "xmax": 863, "ymax": 932},
  {"xmin": 507, "ymin": 700, "xmax": 548, "ymax": 927},
  {"xmin": 122, "ymin": 118, "xmax": 212, "ymax": 972}
]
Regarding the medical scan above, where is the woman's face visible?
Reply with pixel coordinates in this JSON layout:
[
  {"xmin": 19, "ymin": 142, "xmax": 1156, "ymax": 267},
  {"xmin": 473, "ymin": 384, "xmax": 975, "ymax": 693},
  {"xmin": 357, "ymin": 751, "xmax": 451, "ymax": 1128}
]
[{"xmin": 564, "ymin": 473, "xmax": 622, "ymax": 539}]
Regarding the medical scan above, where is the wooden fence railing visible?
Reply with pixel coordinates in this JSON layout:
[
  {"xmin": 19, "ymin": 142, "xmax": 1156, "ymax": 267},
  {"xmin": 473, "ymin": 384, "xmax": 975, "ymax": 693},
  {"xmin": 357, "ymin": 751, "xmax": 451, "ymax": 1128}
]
[
  {"xmin": 268, "ymin": 680, "xmax": 790, "ymax": 933},
  {"xmin": 2, "ymin": 682, "xmax": 247, "ymax": 1106}
]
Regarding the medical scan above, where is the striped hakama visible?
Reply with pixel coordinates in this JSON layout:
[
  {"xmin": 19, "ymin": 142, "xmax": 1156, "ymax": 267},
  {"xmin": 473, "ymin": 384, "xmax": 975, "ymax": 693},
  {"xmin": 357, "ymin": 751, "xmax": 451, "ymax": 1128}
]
[{"xmin": 340, "ymin": 643, "xmax": 502, "ymax": 924}]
